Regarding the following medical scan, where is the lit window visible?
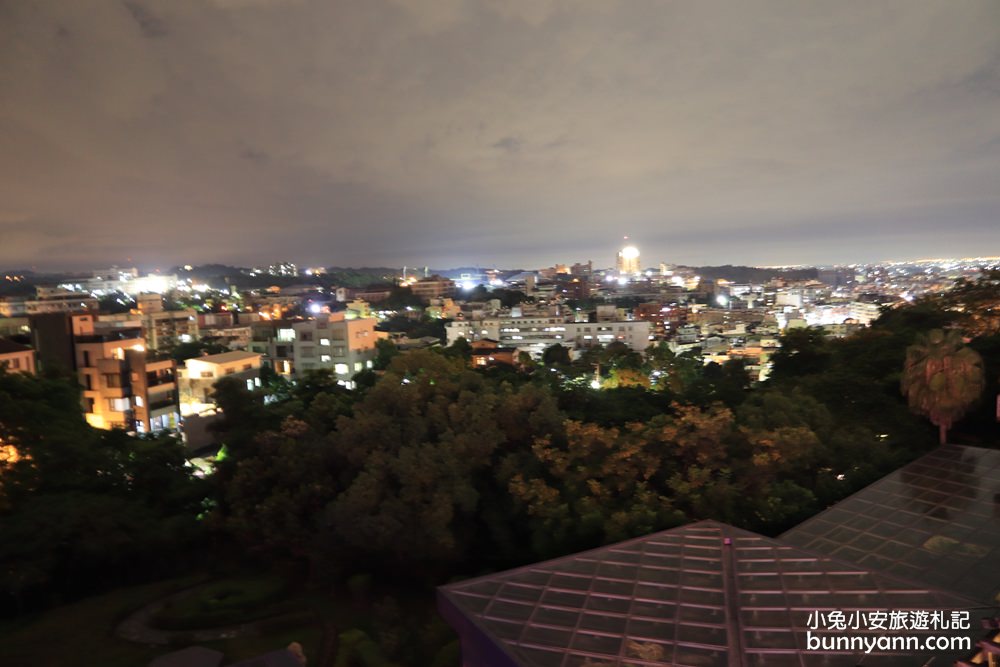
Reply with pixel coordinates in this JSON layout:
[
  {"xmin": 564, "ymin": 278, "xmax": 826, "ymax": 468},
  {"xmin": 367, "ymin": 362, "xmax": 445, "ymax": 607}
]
[
  {"xmin": 254, "ymin": 377, "xmax": 261, "ymax": 387},
  {"xmin": 246, "ymin": 379, "xmax": 254, "ymax": 391},
  {"xmin": 135, "ymin": 396, "xmax": 144, "ymax": 408},
  {"xmin": 320, "ymin": 354, "xmax": 332, "ymax": 362},
  {"xmin": 354, "ymin": 362, "xmax": 362, "ymax": 372},
  {"xmin": 320, "ymin": 338, "xmax": 330, "ymax": 346},
  {"xmin": 334, "ymin": 363, "xmax": 349, "ymax": 375}
]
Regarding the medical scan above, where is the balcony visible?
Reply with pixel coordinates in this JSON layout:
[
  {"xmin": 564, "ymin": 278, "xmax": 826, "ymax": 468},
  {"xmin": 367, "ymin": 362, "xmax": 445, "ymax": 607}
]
[
  {"xmin": 97, "ymin": 358, "xmax": 124, "ymax": 373},
  {"xmin": 148, "ymin": 397, "xmax": 177, "ymax": 412},
  {"xmin": 75, "ymin": 330, "xmax": 143, "ymax": 344},
  {"xmin": 148, "ymin": 381, "xmax": 175, "ymax": 394},
  {"xmin": 147, "ymin": 372, "xmax": 176, "ymax": 387},
  {"xmin": 103, "ymin": 385, "xmax": 132, "ymax": 399}
]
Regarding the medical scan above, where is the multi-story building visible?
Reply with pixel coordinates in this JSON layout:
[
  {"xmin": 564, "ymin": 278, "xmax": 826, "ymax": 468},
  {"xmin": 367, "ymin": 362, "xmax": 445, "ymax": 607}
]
[
  {"xmin": 178, "ymin": 351, "xmax": 262, "ymax": 416},
  {"xmin": 447, "ymin": 311, "xmax": 651, "ymax": 359},
  {"xmin": 0, "ymin": 339, "xmax": 35, "ymax": 374},
  {"xmin": 70, "ymin": 315, "xmax": 179, "ymax": 433},
  {"xmin": 0, "ymin": 288, "xmax": 98, "ymax": 317},
  {"xmin": 32, "ymin": 312, "xmax": 179, "ymax": 433},
  {"xmin": 248, "ymin": 319, "xmax": 297, "ymax": 376},
  {"xmin": 292, "ymin": 312, "xmax": 383, "ymax": 381},
  {"xmin": 102, "ymin": 294, "xmax": 199, "ymax": 352},
  {"xmin": 410, "ymin": 275, "xmax": 456, "ymax": 301}
]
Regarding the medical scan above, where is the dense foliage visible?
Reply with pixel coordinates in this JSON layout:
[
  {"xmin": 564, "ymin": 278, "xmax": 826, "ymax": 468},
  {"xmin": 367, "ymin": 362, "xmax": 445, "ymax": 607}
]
[
  {"xmin": 0, "ymin": 370, "xmax": 206, "ymax": 611},
  {"xmin": 3, "ymin": 270, "xmax": 999, "ymax": 660}
]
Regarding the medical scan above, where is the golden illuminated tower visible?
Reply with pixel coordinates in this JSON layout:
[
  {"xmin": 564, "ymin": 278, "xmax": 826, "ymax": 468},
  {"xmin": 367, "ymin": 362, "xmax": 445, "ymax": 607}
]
[{"xmin": 616, "ymin": 237, "xmax": 640, "ymax": 276}]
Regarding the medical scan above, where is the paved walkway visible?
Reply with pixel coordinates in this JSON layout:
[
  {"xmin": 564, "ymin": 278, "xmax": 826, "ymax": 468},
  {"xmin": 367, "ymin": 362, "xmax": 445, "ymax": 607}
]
[{"xmin": 115, "ymin": 586, "xmax": 260, "ymax": 646}]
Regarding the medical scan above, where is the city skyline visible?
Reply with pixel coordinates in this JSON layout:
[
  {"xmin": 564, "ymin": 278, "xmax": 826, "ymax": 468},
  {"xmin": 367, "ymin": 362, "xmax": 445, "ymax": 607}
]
[{"xmin": 2, "ymin": 1, "xmax": 999, "ymax": 269}]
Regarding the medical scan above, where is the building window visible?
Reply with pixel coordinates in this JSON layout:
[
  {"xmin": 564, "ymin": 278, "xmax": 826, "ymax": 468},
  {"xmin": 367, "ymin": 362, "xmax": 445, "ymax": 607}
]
[
  {"xmin": 225, "ymin": 368, "xmax": 235, "ymax": 375},
  {"xmin": 104, "ymin": 373, "xmax": 124, "ymax": 388},
  {"xmin": 201, "ymin": 371, "xmax": 213, "ymax": 378},
  {"xmin": 334, "ymin": 363, "xmax": 349, "ymax": 375},
  {"xmin": 300, "ymin": 332, "xmax": 313, "ymax": 342},
  {"xmin": 242, "ymin": 363, "xmax": 252, "ymax": 371},
  {"xmin": 106, "ymin": 397, "xmax": 129, "ymax": 412},
  {"xmin": 320, "ymin": 338, "xmax": 330, "ymax": 346},
  {"xmin": 320, "ymin": 354, "xmax": 331, "ymax": 362},
  {"xmin": 135, "ymin": 396, "xmax": 144, "ymax": 408},
  {"xmin": 246, "ymin": 379, "xmax": 254, "ymax": 391}
]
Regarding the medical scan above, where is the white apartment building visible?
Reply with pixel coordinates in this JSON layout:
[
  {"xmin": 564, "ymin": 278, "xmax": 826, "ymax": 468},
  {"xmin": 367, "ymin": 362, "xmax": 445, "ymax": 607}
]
[
  {"xmin": 179, "ymin": 350, "xmax": 262, "ymax": 416},
  {"xmin": 292, "ymin": 312, "xmax": 384, "ymax": 382},
  {"xmin": 447, "ymin": 314, "xmax": 651, "ymax": 358}
]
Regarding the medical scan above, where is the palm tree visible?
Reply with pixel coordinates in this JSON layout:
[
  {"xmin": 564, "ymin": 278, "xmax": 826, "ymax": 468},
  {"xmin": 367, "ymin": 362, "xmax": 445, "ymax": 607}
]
[{"xmin": 901, "ymin": 329, "xmax": 985, "ymax": 445}]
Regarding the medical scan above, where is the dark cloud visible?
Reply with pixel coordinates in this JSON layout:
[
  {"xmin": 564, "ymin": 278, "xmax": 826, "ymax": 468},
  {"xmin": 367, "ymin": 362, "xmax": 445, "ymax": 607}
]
[
  {"xmin": 122, "ymin": 1, "xmax": 167, "ymax": 39},
  {"xmin": 492, "ymin": 136, "xmax": 522, "ymax": 153},
  {"xmin": 1, "ymin": 0, "xmax": 998, "ymax": 270}
]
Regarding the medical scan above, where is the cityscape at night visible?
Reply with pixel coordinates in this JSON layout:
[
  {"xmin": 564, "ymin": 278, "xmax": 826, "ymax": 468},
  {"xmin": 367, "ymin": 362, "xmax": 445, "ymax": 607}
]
[{"xmin": 2, "ymin": 2, "xmax": 1000, "ymax": 667}]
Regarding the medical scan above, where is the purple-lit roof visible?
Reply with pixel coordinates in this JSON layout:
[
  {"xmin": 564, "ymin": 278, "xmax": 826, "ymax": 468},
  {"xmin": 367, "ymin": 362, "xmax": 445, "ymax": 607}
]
[
  {"xmin": 783, "ymin": 445, "xmax": 1000, "ymax": 606},
  {"xmin": 439, "ymin": 520, "xmax": 979, "ymax": 667}
]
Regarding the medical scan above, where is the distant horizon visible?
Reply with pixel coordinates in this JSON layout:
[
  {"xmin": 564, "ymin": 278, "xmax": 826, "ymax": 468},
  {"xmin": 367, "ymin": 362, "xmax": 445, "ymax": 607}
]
[{"xmin": 4, "ymin": 253, "xmax": 998, "ymax": 278}]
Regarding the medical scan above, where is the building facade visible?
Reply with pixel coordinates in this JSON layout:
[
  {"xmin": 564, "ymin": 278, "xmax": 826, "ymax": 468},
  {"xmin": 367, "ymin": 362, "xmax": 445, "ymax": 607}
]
[
  {"xmin": 0, "ymin": 339, "xmax": 35, "ymax": 374},
  {"xmin": 179, "ymin": 350, "xmax": 262, "ymax": 415},
  {"xmin": 292, "ymin": 312, "xmax": 384, "ymax": 381}
]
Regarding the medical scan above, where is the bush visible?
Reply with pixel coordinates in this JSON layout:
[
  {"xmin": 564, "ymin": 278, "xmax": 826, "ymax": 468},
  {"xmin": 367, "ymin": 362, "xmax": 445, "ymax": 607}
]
[
  {"xmin": 334, "ymin": 628, "xmax": 400, "ymax": 667},
  {"xmin": 431, "ymin": 640, "xmax": 460, "ymax": 667},
  {"xmin": 345, "ymin": 574, "xmax": 373, "ymax": 603},
  {"xmin": 151, "ymin": 576, "xmax": 289, "ymax": 630}
]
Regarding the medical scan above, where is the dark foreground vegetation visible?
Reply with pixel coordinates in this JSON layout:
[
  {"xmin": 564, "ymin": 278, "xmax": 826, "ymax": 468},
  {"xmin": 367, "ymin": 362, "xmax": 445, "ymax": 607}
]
[{"xmin": 1, "ymin": 272, "xmax": 998, "ymax": 665}]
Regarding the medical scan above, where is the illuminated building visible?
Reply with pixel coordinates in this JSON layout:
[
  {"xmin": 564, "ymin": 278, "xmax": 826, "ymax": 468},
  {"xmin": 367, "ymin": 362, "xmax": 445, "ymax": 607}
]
[
  {"xmin": 0, "ymin": 339, "xmax": 35, "ymax": 374},
  {"xmin": 178, "ymin": 350, "xmax": 262, "ymax": 416},
  {"xmin": 446, "ymin": 314, "xmax": 651, "ymax": 359},
  {"xmin": 101, "ymin": 294, "xmax": 199, "ymax": 351},
  {"xmin": 410, "ymin": 275, "xmax": 457, "ymax": 301},
  {"xmin": 292, "ymin": 312, "xmax": 385, "ymax": 381},
  {"xmin": 31, "ymin": 312, "xmax": 179, "ymax": 433},
  {"xmin": 0, "ymin": 288, "xmax": 98, "ymax": 317},
  {"xmin": 71, "ymin": 314, "xmax": 178, "ymax": 432},
  {"xmin": 616, "ymin": 240, "xmax": 641, "ymax": 276}
]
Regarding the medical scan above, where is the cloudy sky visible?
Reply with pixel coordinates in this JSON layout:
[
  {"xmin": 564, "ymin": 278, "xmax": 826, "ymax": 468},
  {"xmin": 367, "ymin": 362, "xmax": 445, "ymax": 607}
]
[{"xmin": 1, "ymin": 0, "xmax": 998, "ymax": 271}]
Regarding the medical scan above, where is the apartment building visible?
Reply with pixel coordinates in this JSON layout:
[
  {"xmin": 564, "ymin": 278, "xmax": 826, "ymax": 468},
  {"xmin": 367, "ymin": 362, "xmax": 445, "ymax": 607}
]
[
  {"xmin": 248, "ymin": 320, "xmax": 297, "ymax": 376},
  {"xmin": 410, "ymin": 275, "xmax": 456, "ymax": 301},
  {"xmin": 178, "ymin": 350, "xmax": 262, "ymax": 415},
  {"xmin": 447, "ymin": 312, "xmax": 651, "ymax": 358},
  {"xmin": 0, "ymin": 288, "xmax": 98, "ymax": 317},
  {"xmin": 74, "ymin": 315, "xmax": 179, "ymax": 433},
  {"xmin": 33, "ymin": 312, "xmax": 179, "ymax": 433},
  {"xmin": 101, "ymin": 294, "xmax": 199, "ymax": 352},
  {"xmin": 292, "ymin": 312, "xmax": 383, "ymax": 381},
  {"xmin": 0, "ymin": 339, "xmax": 35, "ymax": 374}
]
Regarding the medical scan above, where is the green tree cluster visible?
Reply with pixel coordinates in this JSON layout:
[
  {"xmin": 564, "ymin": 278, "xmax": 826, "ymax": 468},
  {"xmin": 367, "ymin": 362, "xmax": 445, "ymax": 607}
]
[{"xmin": 0, "ymin": 369, "xmax": 205, "ymax": 610}]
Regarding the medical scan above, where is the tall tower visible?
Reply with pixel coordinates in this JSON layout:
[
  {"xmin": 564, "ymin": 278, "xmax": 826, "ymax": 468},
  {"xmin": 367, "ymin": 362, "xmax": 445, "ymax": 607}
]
[{"xmin": 616, "ymin": 237, "xmax": 640, "ymax": 276}]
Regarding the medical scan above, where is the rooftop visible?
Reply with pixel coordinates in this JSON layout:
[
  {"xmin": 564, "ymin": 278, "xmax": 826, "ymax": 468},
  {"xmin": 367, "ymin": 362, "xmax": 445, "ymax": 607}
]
[
  {"xmin": 782, "ymin": 445, "xmax": 1000, "ymax": 606},
  {"xmin": 187, "ymin": 351, "xmax": 262, "ymax": 366},
  {"xmin": 0, "ymin": 338, "xmax": 32, "ymax": 355},
  {"xmin": 439, "ymin": 520, "xmax": 980, "ymax": 667}
]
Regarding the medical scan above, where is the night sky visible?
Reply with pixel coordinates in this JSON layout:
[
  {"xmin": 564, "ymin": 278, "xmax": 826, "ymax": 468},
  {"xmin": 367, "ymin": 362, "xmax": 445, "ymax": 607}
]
[{"xmin": 2, "ymin": 1, "xmax": 999, "ymax": 271}]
